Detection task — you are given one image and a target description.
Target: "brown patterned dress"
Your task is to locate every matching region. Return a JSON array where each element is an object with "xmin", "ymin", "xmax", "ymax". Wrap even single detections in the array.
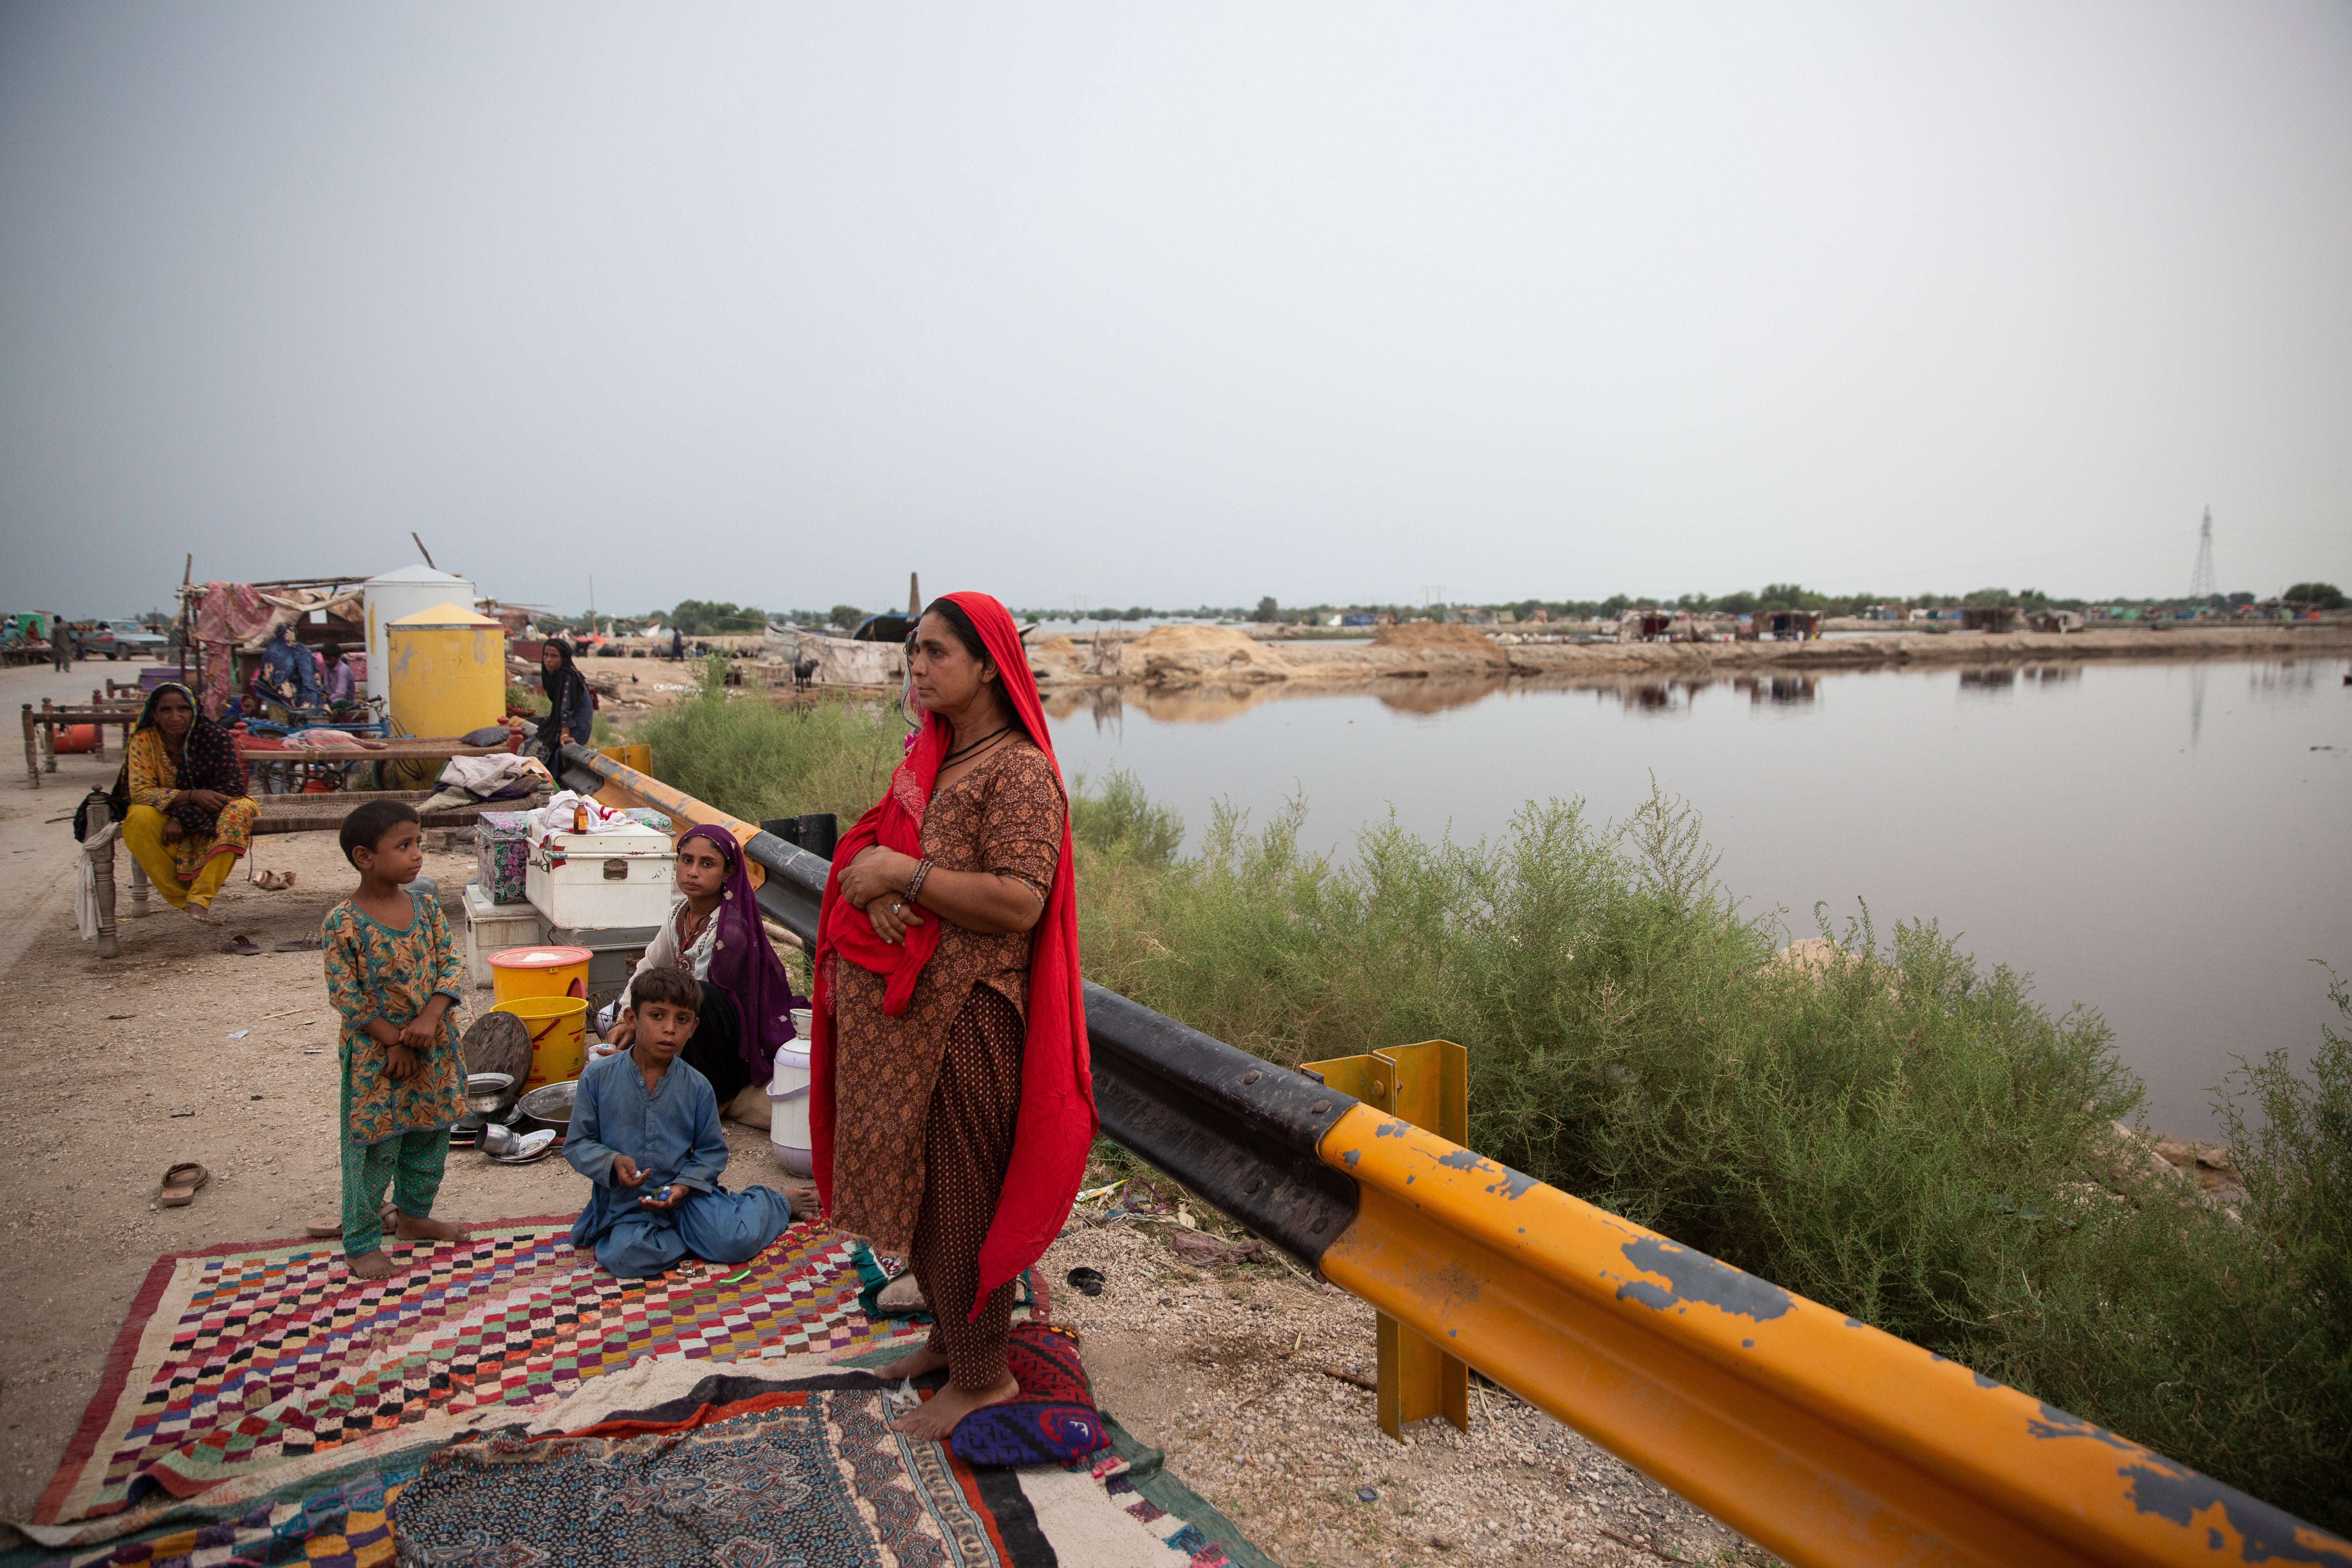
[{"xmin": 828, "ymin": 741, "xmax": 1065, "ymax": 1387}]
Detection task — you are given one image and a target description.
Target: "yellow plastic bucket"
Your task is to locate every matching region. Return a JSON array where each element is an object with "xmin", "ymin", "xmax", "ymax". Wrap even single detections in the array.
[
  {"xmin": 488, "ymin": 944, "xmax": 592, "ymax": 1005},
  {"xmin": 492, "ymin": 995, "xmax": 587, "ymax": 1091}
]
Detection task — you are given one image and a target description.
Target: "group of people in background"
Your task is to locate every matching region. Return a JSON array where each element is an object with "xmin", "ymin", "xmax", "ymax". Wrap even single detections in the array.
[{"xmin": 249, "ymin": 623, "xmax": 360, "ymax": 719}]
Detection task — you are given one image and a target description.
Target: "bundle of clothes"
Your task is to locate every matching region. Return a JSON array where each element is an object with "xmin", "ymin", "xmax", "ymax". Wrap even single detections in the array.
[{"xmin": 414, "ymin": 753, "xmax": 557, "ymax": 814}]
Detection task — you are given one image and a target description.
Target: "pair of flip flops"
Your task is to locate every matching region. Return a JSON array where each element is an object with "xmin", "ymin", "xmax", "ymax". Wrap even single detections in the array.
[{"xmin": 160, "ymin": 1163, "xmax": 209, "ymax": 1207}]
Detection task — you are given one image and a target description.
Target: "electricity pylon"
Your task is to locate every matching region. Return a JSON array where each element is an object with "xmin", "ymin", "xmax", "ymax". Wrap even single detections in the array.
[{"xmin": 2188, "ymin": 507, "xmax": 2218, "ymax": 600}]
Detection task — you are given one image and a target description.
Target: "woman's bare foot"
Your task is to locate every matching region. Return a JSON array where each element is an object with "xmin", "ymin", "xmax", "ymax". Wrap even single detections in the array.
[
  {"xmin": 183, "ymin": 902, "xmax": 224, "ymax": 926},
  {"xmin": 394, "ymin": 1214, "xmax": 472, "ymax": 1245},
  {"xmin": 890, "ymin": 1375, "xmax": 1021, "ymax": 1440},
  {"xmin": 869, "ymin": 1345, "xmax": 951, "ymax": 1382},
  {"xmin": 346, "ymin": 1250, "xmax": 397, "ymax": 1281}
]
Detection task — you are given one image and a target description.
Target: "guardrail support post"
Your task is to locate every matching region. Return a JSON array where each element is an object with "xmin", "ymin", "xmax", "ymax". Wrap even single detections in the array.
[{"xmin": 1302, "ymin": 1039, "xmax": 1470, "ymax": 1442}]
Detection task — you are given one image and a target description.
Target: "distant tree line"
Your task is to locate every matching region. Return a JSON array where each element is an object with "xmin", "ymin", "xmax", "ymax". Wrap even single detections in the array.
[{"xmin": 528, "ymin": 579, "xmax": 2346, "ymax": 639}]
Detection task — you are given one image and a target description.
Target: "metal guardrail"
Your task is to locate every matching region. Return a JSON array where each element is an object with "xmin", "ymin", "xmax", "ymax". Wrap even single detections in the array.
[{"xmin": 559, "ymin": 744, "xmax": 2352, "ymax": 1568}]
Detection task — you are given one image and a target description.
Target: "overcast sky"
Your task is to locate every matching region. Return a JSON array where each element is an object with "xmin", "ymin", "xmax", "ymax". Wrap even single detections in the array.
[{"xmin": 4, "ymin": 2, "xmax": 2346, "ymax": 617}]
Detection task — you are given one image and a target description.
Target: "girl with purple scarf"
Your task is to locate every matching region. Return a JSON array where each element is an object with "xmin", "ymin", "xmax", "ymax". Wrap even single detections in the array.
[{"xmin": 602, "ymin": 824, "xmax": 805, "ymax": 1114}]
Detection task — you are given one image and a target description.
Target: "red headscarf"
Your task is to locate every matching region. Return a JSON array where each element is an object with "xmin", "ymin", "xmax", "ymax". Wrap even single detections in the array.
[{"xmin": 809, "ymin": 591, "xmax": 1095, "ymax": 1318}]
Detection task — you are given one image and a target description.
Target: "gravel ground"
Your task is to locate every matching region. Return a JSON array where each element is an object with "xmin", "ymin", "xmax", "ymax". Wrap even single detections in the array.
[{"xmin": 1047, "ymin": 1214, "xmax": 1767, "ymax": 1567}]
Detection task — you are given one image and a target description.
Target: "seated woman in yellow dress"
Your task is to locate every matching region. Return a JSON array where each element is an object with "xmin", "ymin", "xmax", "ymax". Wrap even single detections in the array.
[{"xmin": 115, "ymin": 682, "xmax": 259, "ymax": 924}]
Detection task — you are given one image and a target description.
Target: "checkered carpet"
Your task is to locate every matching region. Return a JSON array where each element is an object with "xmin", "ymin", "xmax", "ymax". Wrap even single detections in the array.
[{"xmin": 30, "ymin": 1218, "xmax": 918, "ymax": 1529}]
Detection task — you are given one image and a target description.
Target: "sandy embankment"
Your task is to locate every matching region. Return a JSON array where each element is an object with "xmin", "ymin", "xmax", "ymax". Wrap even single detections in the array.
[{"xmin": 1027, "ymin": 621, "xmax": 2352, "ymax": 692}]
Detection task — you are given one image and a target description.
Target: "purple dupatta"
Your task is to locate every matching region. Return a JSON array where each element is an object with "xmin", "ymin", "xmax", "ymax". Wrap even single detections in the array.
[{"xmin": 681, "ymin": 823, "xmax": 803, "ymax": 1082}]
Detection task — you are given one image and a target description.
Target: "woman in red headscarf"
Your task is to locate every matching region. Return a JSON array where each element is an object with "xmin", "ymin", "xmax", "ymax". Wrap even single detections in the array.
[{"xmin": 811, "ymin": 592, "xmax": 1094, "ymax": 1439}]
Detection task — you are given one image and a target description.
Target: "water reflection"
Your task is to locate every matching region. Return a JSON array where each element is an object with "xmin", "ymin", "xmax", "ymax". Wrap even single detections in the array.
[
  {"xmin": 1041, "ymin": 656, "xmax": 2340, "ymax": 744},
  {"xmin": 1958, "ymin": 669, "xmax": 2018, "ymax": 698},
  {"xmin": 1042, "ymin": 655, "xmax": 2352, "ymax": 1141},
  {"xmin": 1375, "ymin": 677, "xmax": 1508, "ymax": 716},
  {"xmin": 1736, "ymin": 675, "xmax": 1819, "ymax": 707}
]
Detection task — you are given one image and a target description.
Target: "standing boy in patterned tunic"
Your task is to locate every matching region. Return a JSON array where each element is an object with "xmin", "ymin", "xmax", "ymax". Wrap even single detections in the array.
[{"xmin": 325, "ymin": 800, "xmax": 472, "ymax": 1281}]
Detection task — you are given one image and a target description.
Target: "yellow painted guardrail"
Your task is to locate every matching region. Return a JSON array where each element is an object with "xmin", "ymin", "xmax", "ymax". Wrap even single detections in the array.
[{"xmin": 1316, "ymin": 1105, "xmax": 2350, "ymax": 1568}]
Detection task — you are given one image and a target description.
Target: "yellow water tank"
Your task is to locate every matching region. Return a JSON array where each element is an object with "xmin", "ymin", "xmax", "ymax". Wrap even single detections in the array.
[{"xmin": 386, "ymin": 602, "xmax": 505, "ymax": 737}]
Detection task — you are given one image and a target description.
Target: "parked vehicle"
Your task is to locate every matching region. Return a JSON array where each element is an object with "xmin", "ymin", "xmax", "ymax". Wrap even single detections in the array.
[{"xmin": 79, "ymin": 619, "xmax": 169, "ymax": 660}]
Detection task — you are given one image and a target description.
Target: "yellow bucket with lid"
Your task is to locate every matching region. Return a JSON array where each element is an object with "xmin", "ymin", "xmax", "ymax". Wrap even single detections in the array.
[
  {"xmin": 491, "ymin": 996, "xmax": 587, "ymax": 1091},
  {"xmin": 488, "ymin": 944, "xmax": 592, "ymax": 1006}
]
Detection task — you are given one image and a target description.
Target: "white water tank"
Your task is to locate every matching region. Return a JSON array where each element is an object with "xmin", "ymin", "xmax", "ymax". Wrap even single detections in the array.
[{"xmin": 361, "ymin": 565, "xmax": 477, "ymax": 707}]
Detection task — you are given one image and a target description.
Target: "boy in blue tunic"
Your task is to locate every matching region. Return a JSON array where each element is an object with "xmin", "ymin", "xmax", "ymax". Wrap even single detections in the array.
[{"xmin": 565, "ymin": 967, "xmax": 794, "ymax": 1278}]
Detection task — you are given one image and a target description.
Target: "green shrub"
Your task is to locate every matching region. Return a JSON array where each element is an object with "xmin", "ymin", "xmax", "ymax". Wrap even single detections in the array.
[
  {"xmin": 628, "ymin": 658, "xmax": 902, "ymax": 827},
  {"xmin": 1074, "ymin": 782, "xmax": 2350, "ymax": 1529}
]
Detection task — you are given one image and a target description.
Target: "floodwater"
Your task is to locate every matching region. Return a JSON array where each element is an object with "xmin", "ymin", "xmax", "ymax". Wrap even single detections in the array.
[{"xmin": 1043, "ymin": 658, "xmax": 2352, "ymax": 1140}]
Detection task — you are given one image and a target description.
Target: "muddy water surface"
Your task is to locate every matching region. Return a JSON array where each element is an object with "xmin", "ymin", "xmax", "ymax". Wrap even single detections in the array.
[{"xmin": 1045, "ymin": 658, "xmax": 2352, "ymax": 1138}]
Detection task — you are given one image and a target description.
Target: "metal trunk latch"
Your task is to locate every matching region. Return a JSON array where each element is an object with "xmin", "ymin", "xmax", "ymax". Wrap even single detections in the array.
[{"xmin": 602, "ymin": 858, "xmax": 628, "ymax": 880}]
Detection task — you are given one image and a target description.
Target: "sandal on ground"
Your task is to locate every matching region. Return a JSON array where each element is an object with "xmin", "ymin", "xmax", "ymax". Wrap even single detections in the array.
[
  {"xmin": 160, "ymin": 1163, "xmax": 209, "ymax": 1207},
  {"xmin": 220, "ymin": 933, "xmax": 261, "ymax": 956}
]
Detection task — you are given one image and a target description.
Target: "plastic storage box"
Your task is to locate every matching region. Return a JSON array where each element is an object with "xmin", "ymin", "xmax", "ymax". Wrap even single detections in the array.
[{"xmin": 462, "ymin": 882, "xmax": 546, "ymax": 988}]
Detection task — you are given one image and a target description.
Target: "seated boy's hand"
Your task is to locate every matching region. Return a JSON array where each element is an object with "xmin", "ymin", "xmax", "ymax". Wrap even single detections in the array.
[
  {"xmin": 638, "ymin": 1183, "xmax": 687, "ymax": 1212},
  {"xmin": 611, "ymin": 1156, "xmax": 648, "ymax": 1188},
  {"xmin": 385, "ymin": 1044, "xmax": 419, "ymax": 1080}
]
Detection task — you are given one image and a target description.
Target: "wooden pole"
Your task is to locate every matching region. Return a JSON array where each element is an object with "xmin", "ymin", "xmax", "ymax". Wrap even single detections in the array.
[
  {"xmin": 412, "ymin": 532, "xmax": 437, "ymax": 570},
  {"xmin": 85, "ymin": 799, "xmax": 120, "ymax": 958},
  {"xmin": 20, "ymin": 704, "xmax": 37, "ymax": 789},
  {"xmin": 179, "ymin": 553, "xmax": 196, "ymax": 699}
]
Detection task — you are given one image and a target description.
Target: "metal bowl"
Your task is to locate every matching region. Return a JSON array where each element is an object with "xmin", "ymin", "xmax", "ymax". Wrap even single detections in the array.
[
  {"xmin": 465, "ymin": 1072, "xmax": 518, "ymax": 1116},
  {"xmin": 479, "ymin": 1122, "xmax": 523, "ymax": 1158},
  {"xmin": 515, "ymin": 1079, "xmax": 577, "ymax": 1126}
]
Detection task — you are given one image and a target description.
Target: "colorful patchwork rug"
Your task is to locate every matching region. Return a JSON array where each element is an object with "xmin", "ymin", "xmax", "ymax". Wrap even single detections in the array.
[
  {"xmin": 26, "ymin": 1218, "xmax": 921, "ymax": 1541},
  {"xmin": 24, "ymin": 1466, "xmax": 414, "ymax": 1568}
]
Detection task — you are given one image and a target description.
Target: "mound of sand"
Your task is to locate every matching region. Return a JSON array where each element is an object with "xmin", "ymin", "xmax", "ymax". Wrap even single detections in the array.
[
  {"xmin": 1373, "ymin": 621, "xmax": 1503, "ymax": 651},
  {"xmin": 1125, "ymin": 624, "xmax": 1292, "ymax": 684}
]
